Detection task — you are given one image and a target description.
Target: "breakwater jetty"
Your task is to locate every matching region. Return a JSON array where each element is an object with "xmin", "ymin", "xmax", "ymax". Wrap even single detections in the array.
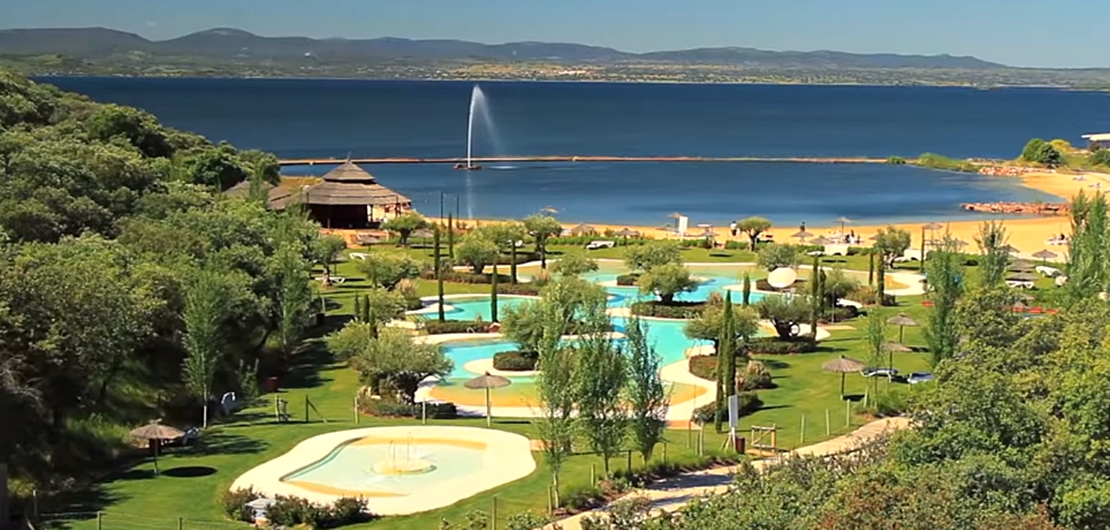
[
  {"xmin": 961, "ymin": 201, "xmax": 1068, "ymax": 215},
  {"xmin": 277, "ymin": 156, "xmax": 890, "ymax": 166}
]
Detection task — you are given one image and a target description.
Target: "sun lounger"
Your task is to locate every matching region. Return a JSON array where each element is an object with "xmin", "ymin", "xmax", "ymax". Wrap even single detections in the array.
[
  {"xmin": 1036, "ymin": 266, "xmax": 1061, "ymax": 277},
  {"xmin": 349, "ymin": 252, "xmax": 369, "ymax": 260}
]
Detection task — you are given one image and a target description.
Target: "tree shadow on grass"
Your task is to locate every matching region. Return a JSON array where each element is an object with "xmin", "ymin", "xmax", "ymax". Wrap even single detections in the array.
[
  {"xmin": 185, "ymin": 431, "xmax": 268, "ymax": 457},
  {"xmin": 760, "ymin": 359, "xmax": 792, "ymax": 370},
  {"xmin": 281, "ymin": 340, "xmax": 337, "ymax": 390}
]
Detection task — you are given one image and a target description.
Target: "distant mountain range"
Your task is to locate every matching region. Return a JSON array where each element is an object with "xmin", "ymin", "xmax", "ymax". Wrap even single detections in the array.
[{"xmin": 0, "ymin": 27, "xmax": 1008, "ymax": 69}]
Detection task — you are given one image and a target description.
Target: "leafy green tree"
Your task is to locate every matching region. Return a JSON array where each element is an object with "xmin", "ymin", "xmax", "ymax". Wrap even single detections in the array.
[
  {"xmin": 1090, "ymin": 149, "xmax": 1110, "ymax": 168},
  {"xmin": 573, "ymin": 309, "xmax": 628, "ymax": 475},
  {"xmin": 534, "ymin": 300, "xmax": 578, "ymax": 507},
  {"xmin": 480, "ymin": 221, "xmax": 528, "ymax": 283},
  {"xmin": 490, "ymin": 261, "xmax": 499, "ymax": 322},
  {"xmin": 1066, "ymin": 191, "xmax": 1108, "ymax": 300},
  {"xmin": 625, "ymin": 315, "xmax": 668, "ymax": 462},
  {"xmin": 356, "ymin": 287, "xmax": 406, "ymax": 333},
  {"xmin": 975, "ymin": 220, "xmax": 1010, "ymax": 287},
  {"xmin": 272, "ymin": 242, "xmax": 313, "ymax": 357},
  {"xmin": 757, "ymin": 243, "xmax": 798, "ymax": 272},
  {"xmin": 624, "ymin": 241, "xmax": 682, "ymax": 272},
  {"xmin": 736, "ymin": 216, "xmax": 773, "ymax": 252},
  {"xmin": 447, "ymin": 212, "xmax": 456, "ymax": 260},
  {"xmin": 311, "ymin": 234, "xmax": 347, "ymax": 276},
  {"xmin": 329, "ymin": 325, "xmax": 451, "ymax": 402},
  {"xmin": 382, "ymin": 211, "xmax": 429, "ymax": 247},
  {"xmin": 1021, "ymin": 138, "xmax": 1048, "ymax": 162},
  {"xmin": 924, "ymin": 236, "xmax": 964, "ymax": 367},
  {"xmin": 456, "ymin": 232, "xmax": 500, "ymax": 274},
  {"xmin": 86, "ymin": 104, "xmax": 172, "ymax": 158},
  {"xmin": 819, "ymin": 267, "xmax": 861, "ymax": 310},
  {"xmin": 874, "ymin": 226, "xmax": 912, "ymax": 266},
  {"xmin": 355, "ymin": 251, "xmax": 420, "ymax": 290},
  {"xmin": 639, "ymin": 262, "xmax": 698, "ymax": 304},
  {"xmin": 182, "ymin": 267, "xmax": 228, "ymax": 428},
  {"xmin": 551, "ymin": 254, "xmax": 599, "ymax": 276},
  {"xmin": 756, "ymin": 294, "xmax": 811, "ymax": 340},
  {"xmin": 503, "ymin": 276, "xmax": 608, "ymax": 355},
  {"xmin": 524, "ymin": 214, "xmax": 563, "ymax": 269}
]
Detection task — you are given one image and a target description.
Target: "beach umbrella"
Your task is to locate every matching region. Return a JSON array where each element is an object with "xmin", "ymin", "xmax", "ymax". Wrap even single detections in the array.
[
  {"xmin": 129, "ymin": 420, "xmax": 185, "ymax": 475},
  {"xmin": 412, "ymin": 228, "xmax": 434, "ymax": 247},
  {"xmin": 808, "ymin": 236, "xmax": 833, "ymax": 246},
  {"xmin": 886, "ymin": 314, "xmax": 918, "ymax": 344},
  {"xmin": 792, "ymin": 230, "xmax": 814, "ymax": 242},
  {"xmin": 836, "ymin": 217, "xmax": 853, "ymax": 232},
  {"xmin": 1002, "ymin": 245, "xmax": 1021, "ymax": 255},
  {"xmin": 464, "ymin": 372, "xmax": 512, "ymax": 427},
  {"xmin": 1007, "ymin": 272, "xmax": 1038, "ymax": 282},
  {"xmin": 882, "ymin": 341, "xmax": 913, "ymax": 373},
  {"xmin": 822, "ymin": 356, "xmax": 866, "ymax": 396},
  {"xmin": 923, "ymin": 222, "xmax": 944, "ymax": 231},
  {"xmin": 1032, "ymin": 249, "xmax": 1058, "ymax": 264},
  {"xmin": 570, "ymin": 224, "xmax": 596, "ymax": 236},
  {"xmin": 615, "ymin": 228, "xmax": 640, "ymax": 238},
  {"xmin": 356, "ymin": 235, "xmax": 383, "ymax": 246}
]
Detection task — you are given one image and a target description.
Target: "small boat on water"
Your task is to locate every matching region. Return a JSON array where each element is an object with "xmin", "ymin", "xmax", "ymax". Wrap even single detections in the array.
[{"xmin": 454, "ymin": 163, "xmax": 482, "ymax": 171}]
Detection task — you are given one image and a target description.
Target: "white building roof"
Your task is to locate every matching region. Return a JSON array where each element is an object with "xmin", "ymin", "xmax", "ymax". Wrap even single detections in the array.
[{"xmin": 1082, "ymin": 133, "xmax": 1110, "ymax": 142}]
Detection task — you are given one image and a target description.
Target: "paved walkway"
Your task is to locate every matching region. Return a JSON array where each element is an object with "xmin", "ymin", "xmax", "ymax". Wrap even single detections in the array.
[{"xmin": 543, "ymin": 417, "xmax": 910, "ymax": 530}]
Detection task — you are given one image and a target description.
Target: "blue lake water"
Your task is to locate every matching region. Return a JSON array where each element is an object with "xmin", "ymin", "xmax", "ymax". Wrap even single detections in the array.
[{"xmin": 41, "ymin": 77, "xmax": 1110, "ymax": 226}]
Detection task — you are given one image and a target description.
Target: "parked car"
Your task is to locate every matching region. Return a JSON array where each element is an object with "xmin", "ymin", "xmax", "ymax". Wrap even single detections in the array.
[
  {"xmin": 861, "ymin": 367, "xmax": 899, "ymax": 378},
  {"xmin": 585, "ymin": 240, "xmax": 615, "ymax": 250},
  {"xmin": 908, "ymin": 372, "xmax": 935, "ymax": 384}
]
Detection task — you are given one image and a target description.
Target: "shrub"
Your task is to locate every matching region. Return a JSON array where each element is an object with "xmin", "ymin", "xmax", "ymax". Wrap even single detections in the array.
[
  {"xmin": 748, "ymin": 337, "xmax": 818, "ymax": 354},
  {"xmin": 360, "ymin": 398, "xmax": 457, "ymax": 419},
  {"xmin": 630, "ymin": 301, "xmax": 707, "ymax": 319},
  {"xmin": 847, "ymin": 286, "xmax": 896, "ymax": 306},
  {"xmin": 692, "ymin": 392, "xmax": 762, "ymax": 423},
  {"xmin": 756, "ymin": 278, "xmax": 808, "ymax": 293},
  {"xmin": 222, "ymin": 488, "xmax": 260, "ymax": 522},
  {"xmin": 616, "ymin": 273, "xmax": 639, "ymax": 286},
  {"xmin": 688, "ymin": 357, "xmax": 774, "ymax": 390},
  {"xmin": 865, "ymin": 388, "xmax": 912, "ymax": 417},
  {"xmin": 887, "ymin": 156, "xmax": 907, "ymax": 164},
  {"xmin": 423, "ymin": 320, "xmax": 490, "ymax": 334},
  {"xmin": 822, "ymin": 306, "xmax": 860, "ymax": 322},
  {"xmin": 267, "ymin": 496, "xmax": 321, "ymax": 528},
  {"xmin": 493, "ymin": 351, "xmax": 537, "ymax": 371},
  {"xmin": 265, "ymin": 495, "xmax": 373, "ymax": 529},
  {"xmin": 326, "ymin": 497, "xmax": 374, "ymax": 528},
  {"xmin": 421, "ymin": 270, "xmax": 511, "ymax": 284},
  {"xmin": 497, "ymin": 283, "xmax": 542, "ymax": 296},
  {"xmin": 688, "ymin": 355, "xmax": 717, "ymax": 381}
]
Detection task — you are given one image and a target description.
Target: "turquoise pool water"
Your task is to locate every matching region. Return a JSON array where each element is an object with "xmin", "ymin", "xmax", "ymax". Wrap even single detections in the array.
[
  {"xmin": 441, "ymin": 274, "xmax": 768, "ymax": 379},
  {"xmin": 283, "ymin": 437, "xmax": 486, "ymax": 495}
]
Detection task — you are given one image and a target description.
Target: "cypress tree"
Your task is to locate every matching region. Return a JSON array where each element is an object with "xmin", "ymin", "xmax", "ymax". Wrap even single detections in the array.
[
  {"xmin": 353, "ymin": 295, "xmax": 362, "ymax": 322},
  {"xmin": 490, "ymin": 261, "xmax": 499, "ymax": 322},
  {"xmin": 715, "ymin": 290, "xmax": 737, "ymax": 433},
  {"xmin": 435, "ymin": 226, "xmax": 445, "ymax": 322},
  {"xmin": 510, "ymin": 241, "xmax": 518, "ymax": 284},
  {"xmin": 868, "ymin": 251, "xmax": 875, "ymax": 286},
  {"xmin": 876, "ymin": 261, "xmax": 886, "ymax": 307},
  {"xmin": 810, "ymin": 257, "xmax": 822, "ymax": 339},
  {"xmin": 362, "ymin": 294, "xmax": 372, "ymax": 330},
  {"xmin": 741, "ymin": 273, "xmax": 752, "ymax": 306},
  {"xmin": 447, "ymin": 213, "xmax": 455, "ymax": 260}
]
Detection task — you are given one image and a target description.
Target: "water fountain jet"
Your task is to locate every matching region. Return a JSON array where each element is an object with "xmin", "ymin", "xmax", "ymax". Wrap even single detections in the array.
[
  {"xmin": 371, "ymin": 436, "xmax": 435, "ymax": 475},
  {"xmin": 455, "ymin": 85, "xmax": 487, "ymax": 171}
]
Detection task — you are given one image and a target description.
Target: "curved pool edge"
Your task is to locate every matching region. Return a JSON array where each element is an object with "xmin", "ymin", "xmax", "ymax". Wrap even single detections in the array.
[{"xmin": 229, "ymin": 426, "xmax": 537, "ymax": 516}]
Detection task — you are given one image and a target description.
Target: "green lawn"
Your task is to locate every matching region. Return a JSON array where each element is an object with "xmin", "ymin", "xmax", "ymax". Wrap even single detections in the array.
[{"xmin": 44, "ymin": 245, "xmax": 964, "ymax": 530}]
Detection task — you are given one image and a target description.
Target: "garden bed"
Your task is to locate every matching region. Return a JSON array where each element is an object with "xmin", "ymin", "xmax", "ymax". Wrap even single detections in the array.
[
  {"xmin": 749, "ymin": 337, "xmax": 818, "ymax": 354},
  {"xmin": 422, "ymin": 320, "xmax": 491, "ymax": 334}
]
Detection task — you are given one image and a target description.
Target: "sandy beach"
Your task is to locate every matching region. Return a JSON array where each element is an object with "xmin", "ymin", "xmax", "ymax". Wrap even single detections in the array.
[{"xmin": 434, "ymin": 170, "xmax": 1110, "ymax": 259}]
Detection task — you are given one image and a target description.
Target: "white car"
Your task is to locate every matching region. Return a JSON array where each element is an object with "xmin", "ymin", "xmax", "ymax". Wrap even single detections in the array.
[{"xmin": 586, "ymin": 240, "xmax": 615, "ymax": 250}]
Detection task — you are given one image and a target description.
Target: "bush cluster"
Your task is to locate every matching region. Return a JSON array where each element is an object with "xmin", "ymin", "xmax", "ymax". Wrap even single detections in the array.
[
  {"xmin": 847, "ymin": 286, "xmax": 896, "ymax": 307},
  {"xmin": 822, "ymin": 306, "xmax": 860, "ymax": 322},
  {"xmin": 492, "ymin": 351, "xmax": 538, "ymax": 371},
  {"xmin": 422, "ymin": 320, "xmax": 490, "ymax": 334},
  {"xmin": 496, "ymin": 283, "xmax": 542, "ymax": 296},
  {"xmin": 692, "ymin": 392, "xmax": 762, "ymax": 423},
  {"xmin": 615, "ymin": 273, "xmax": 640, "ymax": 286},
  {"xmin": 421, "ymin": 270, "xmax": 511, "ymax": 284},
  {"xmin": 688, "ymin": 357, "xmax": 774, "ymax": 390},
  {"xmin": 360, "ymin": 398, "xmax": 457, "ymax": 419},
  {"xmin": 630, "ymin": 301, "xmax": 707, "ymax": 319},
  {"xmin": 223, "ymin": 490, "xmax": 374, "ymax": 528},
  {"xmin": 748, "ymin": 337, "xmax": 818, "ymax": 354}
]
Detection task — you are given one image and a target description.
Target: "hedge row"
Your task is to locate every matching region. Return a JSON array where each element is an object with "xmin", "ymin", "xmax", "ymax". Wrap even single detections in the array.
[
  {"xmin": 492, "ymin": 351, "xmax": 538, "ymax": 371},
  {"xmin": 422, "ymin": 320, "xmax": 490, "ymax": 334},
  {"xmin": 749, "ymin": 337, "xmax": 819, "ymax": 354},
  {"xmin": 224, "ymin": 490, "xmax": 373, "ymax": 528},
  {"xmin": 616, "ymin": 273, "xmax": 640, "ymax": 286},
  {"xmin": 630, "ymin": 301, "xmax": 708, "ymax": 319},
  {"xmin": 360, "ymin": 399, "xmax": 457, "ymax": 419},
  {"xmin": 692, "ymin": 392, "xmax": 762, "ymax": 423}
]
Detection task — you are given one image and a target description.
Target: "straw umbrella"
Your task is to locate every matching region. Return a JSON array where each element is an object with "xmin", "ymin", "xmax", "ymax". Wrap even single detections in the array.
[
  {"xmin": 464, "ymin": 372, "xmax": 512, "ymax": 427},
  {"xmin": 1003, "ymin": 245, "xmax": 1021, "ymax": 255},
  {"xmin": 822, "ymin": 356, "xmax": 866, "ymax": 396},
  {"xmin": 882, "ymin": 341, "xmax": 913, "ymax": 373},
  {"xmin": 570, "ymin": 224, "xmax": 596, "ymax": 237},
  {"xmin": 808, "ymin": 236, "xmax": 833, "ymax": 247},
  {"xmin": 792, "ymin": 230, "xmax": 814, "ymax": 243},
  {"xmin": 836, "ymin": 217, "xmax": 853, "ymax": 233},
  {"xmin": 1032, "ymin": 249, "xmax": 1058, "ymax": 265},
  {"xmin": 886, "ymin": 314, "xmax": 918, "ymax": 344},
  {"xmin": 412, "ymin": 228, "xmax": 435, "ymax": 247},
  {"xmin": 1007, "ymin": 272, "xmax": 1038, "ymax": 282},
  {"xmin": 615, "ymin": 228, "xmax": 640, "ymax": 246},
  {"xmin": 130, "ymin": 420, "xmax": 185, "ymax": 475}
]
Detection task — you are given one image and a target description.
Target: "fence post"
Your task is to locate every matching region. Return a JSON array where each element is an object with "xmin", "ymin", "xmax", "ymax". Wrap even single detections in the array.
[
  {"xmin": 662, "ymin": 442, "xmax": 668, "ymax": 464},
  {"xmin": 305, "ymin": 395, "xmax": 310, "ymax": 423},
  {"xmin": 96, "ymin": 511, "xmax": 103, "ymax": 530},
  {"xmin": 845, "ymin": 400, "xmax": 851, "ymax": 428},
  {"xmin": 626, "ymin": 450, "xmax": 632, "ymax": 473},
  {"xmin": 178, "ymin": 516, "xmax": 184, "ymax": 530},
  {"xmin": 354, "ymin": 395, "xmax": 359, "ymax": 424},
  {"xmin": 825, "ymin": 408, "xmax": 831, "ymax": 436},
  {"xmin": 800, "ymin": 414, "xmax": 806, "ymax": 445},
  {"xmin": 492, "ymin": 495, "xmax": 498, "ymax": 529}
]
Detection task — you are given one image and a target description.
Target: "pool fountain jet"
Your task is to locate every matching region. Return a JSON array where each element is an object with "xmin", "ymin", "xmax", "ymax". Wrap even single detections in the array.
[
  {"xmin": 455, "ymin": 85, "xmax": 487, "ymax": 171},
  {"xmin": 371, "ymin": 435, "xmax": 435, "ymax": 475}
]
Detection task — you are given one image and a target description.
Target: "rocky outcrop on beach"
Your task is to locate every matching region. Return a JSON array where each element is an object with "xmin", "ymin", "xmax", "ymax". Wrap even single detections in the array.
[
  {"xmin": 978, "ymin": 165, "xmax": 1042, "ymax": 176},
  {"xmin": 961, "ymin": 202, "xmax": 1068, "ymax": 215}
]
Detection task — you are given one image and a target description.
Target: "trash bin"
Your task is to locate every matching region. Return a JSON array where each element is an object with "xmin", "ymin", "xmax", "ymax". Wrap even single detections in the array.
[
  {"xmin": 265, "ymin": 376, "xmax": 279, "ymax": 394},
  {"xmin": 735, "ymin": 436, "xmax": 746, "ymax": 454}
]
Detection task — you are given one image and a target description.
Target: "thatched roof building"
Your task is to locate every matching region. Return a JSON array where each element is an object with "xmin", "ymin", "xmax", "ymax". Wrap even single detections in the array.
[{"xmin": 225, "ymin": 161, "xmax": 413, "ymax": 229}]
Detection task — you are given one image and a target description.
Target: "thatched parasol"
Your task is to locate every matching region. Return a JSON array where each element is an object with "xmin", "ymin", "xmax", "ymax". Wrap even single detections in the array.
[
  {"xmin": 822, "ymin": 356, "xmax": 866, "ymax": 395},
  {"xmin": 464, "ymin": 372, "xmax": 512, "ymax": 427},
  {"xmin": 130, "ymin": 420, "xmax": 185, "ymax": 475},
  {"xmin": 570, "ymin": 224, "xmax": 597, "ymax": 236},
  {"xmin": 615, "ymin": 228, "xmax": 640, "ymax": 238},
  {"xmin": 923, "ymin": 222, "xmax": 944, "ymax": 231},
  {"xmin": 808, "ymin": 236, "xmax": 833, "ymax": 247},
  {"xmin": 1002, "ymin": 245, "xmax": 1021, "ymax": 255},
  {"xmin": 886, "ymin": 314, "xmax": 919, "ymax": 344},
  {"xmin": 356, "ymin": 235, "xmax": 383, "ymax": 246},
  {"xmin": 1007, "ymin": 272, "xmax": 1038, "ymax": 282},
  {"xmin": 836, "ymin": 217, "xmax": 853, "ymax": 232},
  {"xmin": 792, "ymin": 230, "xmax": 814, "ymax": 242},
  {"xmin": 1008, "ymin": 259, "xmax": 1036, "ymax": 271},
  {"xmin": 882, "ymin": 341, "xmax": 913, "ymax": 373},
  {"xmin": 1032, "ymin": 249, "xmax": 1058, "ymax": 263}
]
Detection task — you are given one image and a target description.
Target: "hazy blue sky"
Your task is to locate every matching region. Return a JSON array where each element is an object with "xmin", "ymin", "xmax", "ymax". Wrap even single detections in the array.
[{"xmin": 2, "ymin": 0, "xmax": 1106, "ymax": 68}]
